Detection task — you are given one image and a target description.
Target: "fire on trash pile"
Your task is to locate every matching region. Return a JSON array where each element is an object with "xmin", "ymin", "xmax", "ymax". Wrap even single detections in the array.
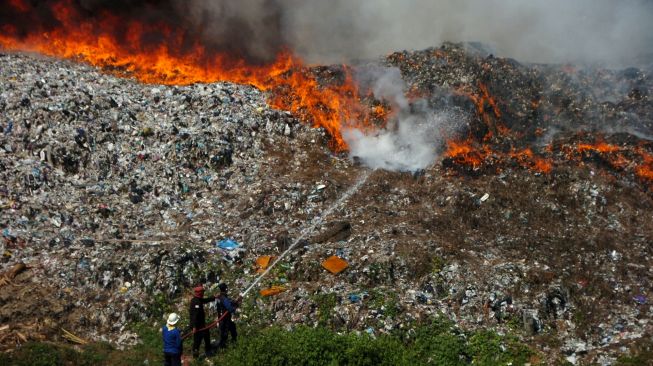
[
  {"xmin": 0, "ymin": 3, "xmax": 652, "ymax": 364},
  {"xmin": 1, "ymin": 44, "xmax": 652, "ymax": 363}
]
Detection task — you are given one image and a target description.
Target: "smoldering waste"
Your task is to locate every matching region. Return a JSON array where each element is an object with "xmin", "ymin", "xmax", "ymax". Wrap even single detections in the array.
[{"xmin": 0, "ymin": 43, "xmax": 652, "ymax": 364}]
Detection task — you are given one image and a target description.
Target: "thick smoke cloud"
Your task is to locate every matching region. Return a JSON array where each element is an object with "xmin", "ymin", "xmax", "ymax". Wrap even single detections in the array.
[
  {"xmin": 9, "ymin": 1, "xmax": 651, "ymax": 65},
  {"xmin": 3, "ymin": 0, "xmax": 287, "ymax": 63},
  {"xmin": 6, "ymin": 0, "xmax": 651, "ymax": 171},
  {"xmin": 286, "ymin": 0, "xmax": 653, "ymax": 67}
]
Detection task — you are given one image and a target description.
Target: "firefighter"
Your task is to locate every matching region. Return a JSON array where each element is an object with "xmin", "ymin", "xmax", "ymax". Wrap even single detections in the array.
[
  {"xmin": 189, "ymin": 284, "xmax": 215, "ymax": 358},
  {"xmin": 162, "ymin": 313, "xmax": 182, "ymax": 366},
  {"xmin": 216, "ymin": 283, "xmax": 241, "ymax": 349}
]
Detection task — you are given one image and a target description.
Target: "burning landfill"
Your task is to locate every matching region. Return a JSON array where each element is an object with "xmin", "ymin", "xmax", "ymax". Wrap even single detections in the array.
[{"xmin": 0, "ymin": 0, "xmax": 652, "ymax": 365}]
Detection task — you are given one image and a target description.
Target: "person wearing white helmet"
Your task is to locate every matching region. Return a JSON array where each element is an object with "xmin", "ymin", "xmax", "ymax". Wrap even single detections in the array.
[{"xmin": 162, "ymin": 312, "xmax": 183, "ymax": 366}]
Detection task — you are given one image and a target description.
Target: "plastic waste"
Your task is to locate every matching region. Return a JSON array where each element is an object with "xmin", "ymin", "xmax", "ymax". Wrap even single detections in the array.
[
  {"xmin": 322, "ymin": 255, "xmax": 349, "ymax": 275},
  {"xmin": 217, "ymin": 239, "xmax": 239, "ymax": 250},
  {"xmin": 260, "ymin": 285, "xmax": 286, "ymax": 297}
]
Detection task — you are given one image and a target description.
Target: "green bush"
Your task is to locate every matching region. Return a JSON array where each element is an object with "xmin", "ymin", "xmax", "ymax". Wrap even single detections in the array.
[
  {"xmin": 410, "ymin": 321, "xmax": 466, "ymax": 365},
  {"xmin": 4, "ymin": 342, "xmax": 77, "ymax": 366},
  {"xmin": 216, "ymin": 320, "xmax": 534, "ymax": 366},
  {"xmin": 468, "ymin": 331, "xmax": 533, "ymax": 366},
  {"xmin": 4, "ymin": 318, "xmax": 538, "ymax": 366}
]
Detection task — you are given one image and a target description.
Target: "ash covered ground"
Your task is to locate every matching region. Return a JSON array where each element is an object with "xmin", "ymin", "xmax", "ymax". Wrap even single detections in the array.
[{"xmin": 1, "ymin": 44, "xmax": 652, "ymax": 364}]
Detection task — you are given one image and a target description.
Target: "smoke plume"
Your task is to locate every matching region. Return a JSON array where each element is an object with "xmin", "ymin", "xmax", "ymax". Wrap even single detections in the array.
[
  {"xmin": 286, "ymin": 0, "xmax": 653, "ymax": 67},
  {"xmin": 6, "ymin": 1, "xmax": 651, "ymax": 66},
  {"xmin": 344, "ymin": 66, "xmax": 465, "ymax": 171},
  {"xmin": 4, "ymin": 0, "xmax": 651, "ymax": 171},
  {"xmin": 2, "ymin": 0, "xmax": 287, "ymax": 63}
]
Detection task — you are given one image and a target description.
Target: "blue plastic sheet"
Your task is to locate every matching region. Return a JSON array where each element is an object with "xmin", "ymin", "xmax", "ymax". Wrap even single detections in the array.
[
  {"xmin": 217, "ymin": 238, "xmax": 239, "ymax": 250},
  {"xmin": 348, "ymin": 294, "xmax": 361, "ymax": 303}
]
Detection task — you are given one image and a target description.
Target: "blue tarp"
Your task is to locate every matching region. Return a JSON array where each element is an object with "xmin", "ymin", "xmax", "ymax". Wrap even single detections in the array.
[{"xmin": 217, "ymin": 238, "xmax": 239, "ymax": 250}]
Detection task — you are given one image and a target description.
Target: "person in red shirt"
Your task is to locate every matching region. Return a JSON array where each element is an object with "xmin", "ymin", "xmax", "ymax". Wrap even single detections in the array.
[{"xmin": 189, "ymin": 284, "xmax": 215, "ymax": 358}]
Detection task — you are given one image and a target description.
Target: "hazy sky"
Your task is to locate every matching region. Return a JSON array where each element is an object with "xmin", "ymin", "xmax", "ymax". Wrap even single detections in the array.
[
  {"xmin": 284, "ymin": 0, "xmax": 653, "ymax": 66},
  {"xmin": 15, "ymin": 1, "xmax": 653, "ymax": 66}
]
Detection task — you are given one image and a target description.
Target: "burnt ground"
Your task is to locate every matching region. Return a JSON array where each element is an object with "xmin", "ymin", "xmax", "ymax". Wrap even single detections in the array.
[{"xmin": 0, "ymin": 43, "xmax": 652, "ymax": 364}]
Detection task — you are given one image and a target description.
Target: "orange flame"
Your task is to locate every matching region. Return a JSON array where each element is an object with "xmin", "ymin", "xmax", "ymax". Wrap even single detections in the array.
[
  {"xmin": 454, "ymin": 82, "xmax": 508, "ymax": 142},
  {"xmin": 635, "ymin": 147, "xmax": 653, "ymax": 181},
  {"xmin": 576, "ymin": 142, "xmax": 620, "ymax": 154},
  {"xmin": 561, "ymin": 140, "xmax": 653, "ymax": 184},
  {"xmin": 0, "ymin": 0, "xmax": 376, "ymax": 151},
  {"xmin": 446, "ymin": 140, "xmax": 489, "ymax": 170},
  {"xmin": 446, "ymin": 139, "xmax": 552, "ymax": 174},
  {"xmin": 508, "ymin": 148, "xmax": 553, "ymax": 174}
]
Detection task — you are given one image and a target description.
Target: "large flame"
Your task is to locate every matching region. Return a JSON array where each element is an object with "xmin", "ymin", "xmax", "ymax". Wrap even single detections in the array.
[
  {"xmin": 1, "ymin": 1, "xmax": 651, "ymax": 185},
  {"xmin": 0, "ymin": 0, "xmax": 377, "ymax": 151},
  {"xmin": 446, "ymin": 82, "xmax": 651, "ymax": 185}
]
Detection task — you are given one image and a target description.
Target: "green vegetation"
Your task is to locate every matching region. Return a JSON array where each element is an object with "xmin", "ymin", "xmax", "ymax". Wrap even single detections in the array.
[
  {"xmin": 312, "ymin": 292, "xmax": 339, "ymax": 327},
  {"xmin": 0, "ymin": 325, "xmax": 163, "ymax": 366},
  {"xmin": 215, "ymin": 319, "xmax": 535, "ymax": 366},
  {"xmin": 616, "ymin": 343, "xmax": 653, "ymax": 366},
  {"xmin": 468, "ymin": 331, "xmax": 533, "ymax": 365},
  {"xmin": 368, "ymin": 290, "xmax": 401, "ymax": 319},
  {"xmin": 2, "ymin": 317, "xmax": 537, "ymax": 366},
  {"xmin": 431, "ymin": 255, "xmax": 446, "ymax": 274}
]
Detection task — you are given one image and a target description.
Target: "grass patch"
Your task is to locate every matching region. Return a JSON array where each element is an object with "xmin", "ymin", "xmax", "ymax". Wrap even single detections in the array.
[
  {"xmin": 214, "ymin": 317, "xmax": 536, "ymax": 366},
  {"xmin": 2, "ymin": 324, "xmax": 163, "ymax": 366},
  {"xmin": 312, "ymin": 292, "xmax": 339, "ymax": 328},
  {"xmin": 3, "ymin": 317, "xmax": 538, "ymax": 365},
  {"xmin": 616, "ymin": 338, "xmax": 653, "ymax": 366}
]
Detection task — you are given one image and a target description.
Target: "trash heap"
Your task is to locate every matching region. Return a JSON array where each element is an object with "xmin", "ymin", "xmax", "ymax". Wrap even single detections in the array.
[{"xmin": 1, "ymin": 44, "xmax": 652, "ymax": 364}]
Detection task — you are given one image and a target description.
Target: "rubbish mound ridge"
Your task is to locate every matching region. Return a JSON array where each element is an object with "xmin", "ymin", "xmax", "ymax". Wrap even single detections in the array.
[{"xmin": 1, "ymin": 45, "xmax": 652, "ymax": 365}]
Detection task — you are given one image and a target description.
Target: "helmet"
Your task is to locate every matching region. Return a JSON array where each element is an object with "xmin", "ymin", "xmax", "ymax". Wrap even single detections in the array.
[{"xmin": 167, "ymin": 313, "xmax": 180, "ymax": 326}]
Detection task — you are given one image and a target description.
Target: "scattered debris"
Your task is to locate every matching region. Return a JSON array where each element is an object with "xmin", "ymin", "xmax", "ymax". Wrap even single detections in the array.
[
  {"xmin": 255, "ymin": 256, "xmax": 275, "ymax": 273},
  {"xmin": 321, "ymin": 256, "xmax": 349, "ymax": 275},
  {"xmin": 0, "ymin": 262, "xmax": 27, "ymax": 287},
  {"xmin": 62, "ymin": 328, "xmax": 88, "ymax": 345},
  {"xmin": 260, "ymin": 286, "xmax": 286, "ymax": 297},
  {"xmin": 0, "ymin": 43, "xmax": 651, "ymax": 364}
]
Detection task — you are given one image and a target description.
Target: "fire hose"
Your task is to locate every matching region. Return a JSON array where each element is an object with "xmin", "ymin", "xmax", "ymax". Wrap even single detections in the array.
[
  {"xmin": 181, "ymin": 311, "xmax": 230, "ymax": 340},
  {"xmin": 180, "ymin": 172, "xmax": 370, "ymax": 341}
]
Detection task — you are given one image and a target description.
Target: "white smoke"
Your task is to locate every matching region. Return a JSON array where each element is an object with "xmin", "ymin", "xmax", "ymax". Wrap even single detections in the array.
[
  {"xmin": 282, "ymin": 0, "xmax": 653, "ymax": 170},
  {"xmin": 286, "ymin": 0, "xmax": 653, "ymax": 67},
  {"xmin": 343, "ymin": 66, "xmax": 464, "ymax": 171},
  {"xmin": 344, "ymin": 110, "xmax": 457, "ymax": 171},
  {"xmin": 160, "ymin": 0, "xmax": 653, "ymax": 170},
  {"xmin": 154, "ymin": 0, "xmax": 653, "ymax": 67}
]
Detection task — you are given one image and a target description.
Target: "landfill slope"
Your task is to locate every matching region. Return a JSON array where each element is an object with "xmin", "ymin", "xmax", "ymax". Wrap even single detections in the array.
[{"xmin": 1, "ymin": 45, "xmax": 652, "ymax": 364}]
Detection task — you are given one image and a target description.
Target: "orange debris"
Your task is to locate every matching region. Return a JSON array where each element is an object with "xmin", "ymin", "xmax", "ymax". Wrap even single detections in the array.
[
  {"xmin": 322, "ymin": 256, "xmax": 349, "ymax": 275},
  {"xmin": 255, "ymin": 256, "xmax": 275, "ymax": 273},
  {"xmin": 260, "ymin": 285, "xmax": 286, "ymax": 297}
]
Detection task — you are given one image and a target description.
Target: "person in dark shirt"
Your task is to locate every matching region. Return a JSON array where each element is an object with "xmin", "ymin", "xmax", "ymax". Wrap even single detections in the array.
[
  {"xmin": 189, "ymin": 284, "xmax": 215, "ymax": 358},
  {"xmin": 162, "ymin": 313, "xmax": 182, "ymax": 366},
  {"xmin": 216, "ymin": 283, "xmax": 241, "ymax": 349}
]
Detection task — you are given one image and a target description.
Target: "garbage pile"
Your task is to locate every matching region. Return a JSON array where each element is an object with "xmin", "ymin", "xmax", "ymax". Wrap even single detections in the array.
[
  {"xmin": 1, "ymin": 43, "xmax": 652, "ymax": 364},
  {"xmin": 0, "ymin": 51, "xmax": 324, "ymax": 348}
]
